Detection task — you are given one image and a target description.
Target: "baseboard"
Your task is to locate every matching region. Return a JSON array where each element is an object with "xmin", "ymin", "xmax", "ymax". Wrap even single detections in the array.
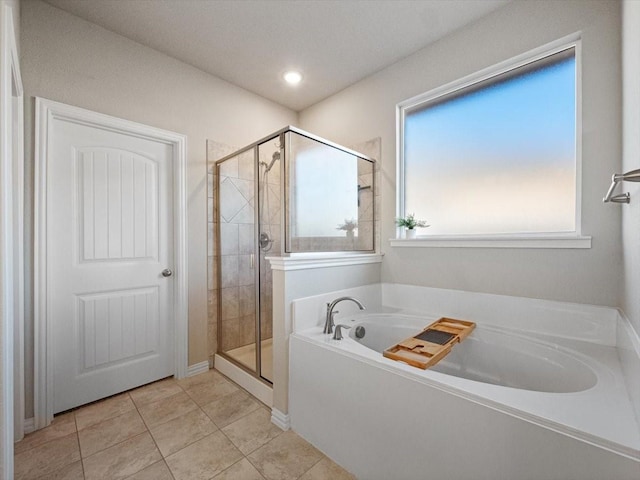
[
  {"xmin": 23, "ymin": 417, "xmax": 35, "ymax": 434},
  {"xmin": 187, "ymin": 361, "xmax": 210, "ymax": 377},
  {"xmin": 271, "ymin": 408, "xmax": 290, "ymax": 431}
]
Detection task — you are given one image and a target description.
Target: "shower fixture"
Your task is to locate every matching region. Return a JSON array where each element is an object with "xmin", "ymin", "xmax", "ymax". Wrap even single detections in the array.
[
  {"xmin": 358, "ymin": 184, "xmax": 371, "ymax": 207},
  {"xmin": 259, "ymin": 232, "xmax": 274, "ymax": 252},
  {"xmin": 260, "ymin": 151, "xmax": 280, "ymax": 173},
  {"xmin": 259, "ymin": 146, "xmax": 280, "ymax": 252}
]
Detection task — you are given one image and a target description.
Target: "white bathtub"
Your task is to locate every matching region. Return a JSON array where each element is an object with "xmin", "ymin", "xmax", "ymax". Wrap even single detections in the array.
[
  {"xmin": 349, "ymin": 315, "xmax": 597, "ymax": 393},
  {"xmin": 289, "ymin": 309, "xmax": 640, "ymax": 479}
]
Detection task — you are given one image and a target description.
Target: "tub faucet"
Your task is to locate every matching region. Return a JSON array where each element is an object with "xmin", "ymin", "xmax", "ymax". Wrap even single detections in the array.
[{"xmin": 324, "ymin": 297, "xmax": 366, "ymax": 334}]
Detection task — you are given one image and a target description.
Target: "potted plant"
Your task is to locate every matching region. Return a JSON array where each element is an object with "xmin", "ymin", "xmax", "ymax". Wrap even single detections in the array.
[
  {"xmin": 337, "ymin": 219, "xmax": 358, "ymax": 240},
  {"xmin": 396, "ymin": 214, "xmax": 429, "ymax": 239}
]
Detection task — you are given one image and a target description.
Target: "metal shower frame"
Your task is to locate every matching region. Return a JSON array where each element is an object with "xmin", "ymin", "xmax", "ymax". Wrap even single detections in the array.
[{"xmin": 214, "ymin": 125, "xmax": 376, "ymax": 384}]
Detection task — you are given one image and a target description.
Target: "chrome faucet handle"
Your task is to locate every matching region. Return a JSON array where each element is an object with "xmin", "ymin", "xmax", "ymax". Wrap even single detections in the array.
[
  {"xmin": 324, "ymin": 302, "xmax": 340, "ymax": 334},
  {"xmin": 327, "ymin": 310, "xmax": 339, "ymax": 333},
  {"xmin": 323, "ymin": 303, "xmax": 331, "ymax": 334},
  {"xmin": 332, "ymin": 324, "xmax": 351, "ymax": 340}
]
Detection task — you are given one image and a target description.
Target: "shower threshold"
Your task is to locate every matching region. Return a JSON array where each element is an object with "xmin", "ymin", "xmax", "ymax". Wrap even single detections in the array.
[
  {"xmin": 214, "ymin": 352, "xmax": 273, "ymax": 406},
  {"xmin": 225, "ymin": 338, "xmax": 273, "ymax": 382}
]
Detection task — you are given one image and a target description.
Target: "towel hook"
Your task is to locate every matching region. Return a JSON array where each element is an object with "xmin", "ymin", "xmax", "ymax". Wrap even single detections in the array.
[{"xmin": 603, "ymin": 169, "xmax": 640, "ymax": 204}]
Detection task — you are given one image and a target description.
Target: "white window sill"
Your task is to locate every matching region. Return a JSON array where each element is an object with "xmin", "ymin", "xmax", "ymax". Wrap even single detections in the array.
[
  {"xmin": 266, "ymin": 252, "xmax": 384, "ymax": 271},
  {"xmin": 389, "ymin": 235, "xmax": 592, "ymax": 249}
]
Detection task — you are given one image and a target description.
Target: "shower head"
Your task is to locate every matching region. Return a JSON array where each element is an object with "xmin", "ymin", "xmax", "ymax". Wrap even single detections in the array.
[{"xmin": 261, "ymin": 151, "xmax": 280, "ymax": 172}]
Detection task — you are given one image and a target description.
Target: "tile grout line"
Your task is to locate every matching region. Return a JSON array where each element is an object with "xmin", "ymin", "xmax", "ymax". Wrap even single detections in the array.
[
  {"xmin": 243, "ymin": 450, "xmax": 266, "ymax": 478},
  {"xmin": 81, "ymin": 393, "xmax": 154, "ymax": 480},
  {"xmin": 145, "ymin": 374, "xmax": 259, "ymax": 479},
  {"xmin": 77, "ymin": 387, "xmax": 175, "ymax": 478},
  {"xmin": 16, "ymin": 376, "xmax": 183, "ymax": 478},
  {"xmin": 129, "ymin": 374, "xmax": 257, "ymax": 476},
  {"xmin": 75, "ymin": 411, "xmax": 87, "ymax": 480},
  {"xmin": 17, "ymin": 415, "xmax": 84, "ymax": 479},
  {"xmin": 204, "ymin": 368, "xmax": 288, "ymax": 478},
  {"xmin": 203, "ymin": 395, "xmax": 263, "ymax": 430},
  {"xmin": 186, "ymin": 374, "xmax": 279, "ymax": 478},
  {"xmin": 79, "ymin": 376, "xmax": 241, "ymax": 478},
  {"xmin": 77, "ymin": 402, "xmax": 140, "ymax": 458},
  {"xmin": 116, "ymin": 386, "xmax": 176, "ymax": 480},
  {"xmin": 159, "ymin": 410, "xmax": 219, "ymax": 462},
  {"xmin": 206, "ymin": 457, "xmax": 241, "ymax": 480},
  {"xmin": 297, "ymin": 455, "xmax": 325, "ymax": 480},
  {"xmin": 160, "ymin": 458, "xmax": 176, "ymax": 480},
  {"xmin": 115, "ymin": 380, "xmax": 208, "ymax": 480},
  {"xmin": 242, "ymin": 427, "xmax": 333, "ymax": 480},
  {"xmin": 77, "ymin": 403, "xmax": 139, "ymax": 455},
  {"xmin": 216, "ymin": 404, "xmax": 283, "ymax": 456},
  {"xmin": 12, "ymin": 418, "xmax": 76, "ymax": 456},
  {"xmin": 131, "ymin": 383, "xmax": 178, "ymax": 478}
]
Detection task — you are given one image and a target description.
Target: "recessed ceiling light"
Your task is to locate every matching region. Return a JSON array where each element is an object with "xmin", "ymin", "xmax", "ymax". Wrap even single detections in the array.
[{"xmin": 283, "ymin": 70, "xmax": 302, "ymax": 86}]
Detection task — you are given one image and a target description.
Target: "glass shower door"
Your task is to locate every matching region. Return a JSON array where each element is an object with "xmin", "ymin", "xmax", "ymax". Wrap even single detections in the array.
[
  {"xmin": 217, "ymin": 148, "xmax": 260, "ymax": 374},
  {"xmin": 257, "ymin": 139, "xmax": 281, "ymax": 383}
]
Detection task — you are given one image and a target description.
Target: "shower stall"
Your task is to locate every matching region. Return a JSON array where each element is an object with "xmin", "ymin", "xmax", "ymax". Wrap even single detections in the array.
[{"xmin": 211, "ymin": 127, "xmax": 375, "ymax": 385}]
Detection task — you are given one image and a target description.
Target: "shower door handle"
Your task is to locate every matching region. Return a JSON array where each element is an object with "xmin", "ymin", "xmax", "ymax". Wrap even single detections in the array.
[{"xmin": 250, "ymin": 254, "xmax": 255, "ymax": 269}]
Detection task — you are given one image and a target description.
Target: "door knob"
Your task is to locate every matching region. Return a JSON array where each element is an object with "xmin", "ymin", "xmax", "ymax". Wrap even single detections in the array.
[{"xmin": 162, "ymin": 269, "xmax": 173, "ymax": 277}]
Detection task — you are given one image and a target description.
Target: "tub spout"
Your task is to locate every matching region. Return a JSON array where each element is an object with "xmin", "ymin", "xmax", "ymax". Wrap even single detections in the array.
[{"xmin": 324, "ymin": 297, "xmax": 366, "ymax": 334}]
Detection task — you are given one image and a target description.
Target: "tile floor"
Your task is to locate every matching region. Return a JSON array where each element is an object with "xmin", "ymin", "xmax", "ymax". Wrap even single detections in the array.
[{"xmin": 14, "ymin": 369, "xmax": 355, "ymax": 480}]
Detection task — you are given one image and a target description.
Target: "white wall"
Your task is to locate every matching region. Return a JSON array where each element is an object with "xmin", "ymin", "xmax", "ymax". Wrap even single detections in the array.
[
  {"xmin": 622, "ymin": 0, "xmax": 640, "ymax": 336},
  {"xmin": 299, "ymin": 0, "xmax": 622, "ymax": 307},
  {"xmin": 20, "ymin": 0, "xmax": 297, "ymax": 417}
]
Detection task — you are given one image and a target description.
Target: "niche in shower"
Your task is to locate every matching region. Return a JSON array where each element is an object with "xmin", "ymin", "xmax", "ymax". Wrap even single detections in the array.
[{"xmin": 208, "ymin": 127, "xmax": 375, "ymax": 385}]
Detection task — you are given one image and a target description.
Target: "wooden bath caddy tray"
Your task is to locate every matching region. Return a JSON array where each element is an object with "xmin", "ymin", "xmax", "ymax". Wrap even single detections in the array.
[{"xmin": 383, "ymin": 318, "xmax": 475, "ymax": 369}]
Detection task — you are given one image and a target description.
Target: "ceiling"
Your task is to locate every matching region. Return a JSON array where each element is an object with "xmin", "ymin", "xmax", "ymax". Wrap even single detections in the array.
[{"xmin": 44, "ymin": 0, "xmax": 509, "ymax": 111}]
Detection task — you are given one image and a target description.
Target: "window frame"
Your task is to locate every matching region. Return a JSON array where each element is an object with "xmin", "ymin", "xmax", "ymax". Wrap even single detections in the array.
[{"xmin": 395, "ymin": 32, "xmax": 590, "ymax": 249}]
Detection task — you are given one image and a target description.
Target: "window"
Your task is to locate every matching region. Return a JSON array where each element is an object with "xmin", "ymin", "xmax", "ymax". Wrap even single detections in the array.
[{"xmin": 397, "ymin": 38, "xmax": 585, "ymax": 246}]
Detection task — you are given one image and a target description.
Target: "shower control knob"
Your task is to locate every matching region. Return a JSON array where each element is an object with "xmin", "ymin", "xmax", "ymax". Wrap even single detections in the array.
[{"xmin": 162, "ymin": 269, "xmax": 173, "ymax": 277}]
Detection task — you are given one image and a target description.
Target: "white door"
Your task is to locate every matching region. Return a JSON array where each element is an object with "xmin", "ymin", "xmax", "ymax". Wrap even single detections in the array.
[{"xmin": 48, "ymin": 116, "xmax": 175, "ymax": 413}]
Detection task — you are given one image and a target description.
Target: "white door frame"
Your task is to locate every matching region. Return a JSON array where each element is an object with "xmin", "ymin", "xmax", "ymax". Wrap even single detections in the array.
[
  {"xmin": 0, "ymin": 1, "xmax": 21, "ymax": 476},
  {"xmin": 34, "ymin": 98, "xmax": 188, "ymax": 429},
  {"xmin": 8, "ymin": 5, "xmax": 23, "ymax": 443}
]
